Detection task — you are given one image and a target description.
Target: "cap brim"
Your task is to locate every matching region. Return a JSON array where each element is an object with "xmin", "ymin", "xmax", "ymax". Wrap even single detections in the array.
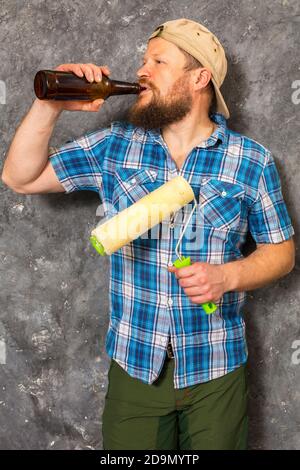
[{"xmin": 211, "ymin": 77, "xmax": 230, "ymax": 119}]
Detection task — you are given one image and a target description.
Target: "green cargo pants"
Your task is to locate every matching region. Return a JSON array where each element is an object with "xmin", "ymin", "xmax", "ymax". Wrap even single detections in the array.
[{"xmin": 102, "ymin": 356, "xmax": 249, "ymax": 450}]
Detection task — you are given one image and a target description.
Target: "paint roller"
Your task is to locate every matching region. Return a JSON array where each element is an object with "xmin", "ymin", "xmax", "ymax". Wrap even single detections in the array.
[{"xmin": 89, "ymin": 175, "xmax": 217, "ymax": 314}]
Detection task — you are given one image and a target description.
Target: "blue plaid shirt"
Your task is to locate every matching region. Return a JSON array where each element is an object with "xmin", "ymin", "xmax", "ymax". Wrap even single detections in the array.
[{"xmin": 49, "ymin": 112, "xmax": 294, "ymax": 388}]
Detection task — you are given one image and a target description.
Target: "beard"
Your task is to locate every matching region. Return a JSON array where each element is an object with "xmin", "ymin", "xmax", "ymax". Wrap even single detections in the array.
[{"xmin": 125, "ymin": 74, "xmax": 193, "ymax": 130}]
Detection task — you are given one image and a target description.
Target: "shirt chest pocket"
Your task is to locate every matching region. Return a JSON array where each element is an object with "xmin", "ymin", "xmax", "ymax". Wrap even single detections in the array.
[
  {"xmin": 112, "ymin": 167, "xmax": 159, "ymax": 211},
  {"xmin": 199, "ymin": 179, "xmax": 245, "ymax": 230}
]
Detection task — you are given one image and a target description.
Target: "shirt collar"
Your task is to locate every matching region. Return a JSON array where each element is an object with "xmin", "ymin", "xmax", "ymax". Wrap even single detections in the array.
[
  {"xmin": 132, "ymin": 112, "xmax": 228, "ymax": 148},
  {"xmin": 208, "ymin": 112, "xmax": 228, "ymax": 145}
]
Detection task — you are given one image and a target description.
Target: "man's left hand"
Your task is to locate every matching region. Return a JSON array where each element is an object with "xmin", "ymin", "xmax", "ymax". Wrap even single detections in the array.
[{"xmin": 167, "ymin": 262, "xmax": 228, "ymax": 305}]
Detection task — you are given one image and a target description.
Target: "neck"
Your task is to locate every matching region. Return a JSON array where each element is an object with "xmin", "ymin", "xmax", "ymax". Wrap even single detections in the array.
[{"xmin": 161, "ymin": 108, "xmax": 216, "ymax": 150}]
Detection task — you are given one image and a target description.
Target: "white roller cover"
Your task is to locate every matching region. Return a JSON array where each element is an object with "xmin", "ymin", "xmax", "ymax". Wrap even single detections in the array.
[{"xmin": 91, "ymin": 175, "xmax": 194, "ymax": 255}]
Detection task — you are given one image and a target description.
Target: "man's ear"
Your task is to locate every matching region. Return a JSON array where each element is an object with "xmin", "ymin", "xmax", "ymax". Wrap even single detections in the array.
[{"xmin": 193, "ymin": 67, "xmax": 212, "ymax": 91}]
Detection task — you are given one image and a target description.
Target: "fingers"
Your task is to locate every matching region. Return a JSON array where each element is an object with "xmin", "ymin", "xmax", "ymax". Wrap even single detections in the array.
[
  {"xmin": 78, "ymin": 63, "xmax": 111, "ymax": 83},
  {"xmin": 101, "ymin": 65, "xmax": 111, "ymax": 76},
  {"xmin": 79, "ymin": 98, "xmax": 104, "ymax": 112},
  {"xmin": 79, "ymin": 63, "xmax": 101, "ymax": 82},
  {"xmin": 178, "ymin": 276, "xmax": 198, "ymax": 288},
  {"xmin": 183, "ymin": 285, "xmax": 209, "ymax": 296},
  {"xmin": 188, "ymin": 294, "xmax": 218, "ymax": 305},
  {"xmin": 167, "ymin": 266, "xmax": 177, "ymax": 273},
  {"xmin": 54, "ymin": 63, "xmax": 111, "ymax": 83},
  {"xmin": 66, "ymin": 98, "xmax": 104, "ymax": 112},
  {"xmin": 167, "ymin": 265, "xmax": 195, "ymax": 279}
]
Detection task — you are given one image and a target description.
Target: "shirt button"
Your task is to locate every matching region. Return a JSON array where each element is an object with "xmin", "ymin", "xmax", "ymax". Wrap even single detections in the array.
[
  {"xmin": 168, "ymin": 261, "xmax": 173, "ymax": 267},
  {"xmin": 168, "ymin": 298, "xmax": 173, "ymax": 306},
  {"xmin": 130, "ymin": 178, "xmax": 136, "ymax": 185},
  {"xmin": 221, "ymin": 190, "xmax": 227, "ymax": 197},
  {"xmin": 170, "ymin": 223, "xmax": 175, "ymax": 229}
]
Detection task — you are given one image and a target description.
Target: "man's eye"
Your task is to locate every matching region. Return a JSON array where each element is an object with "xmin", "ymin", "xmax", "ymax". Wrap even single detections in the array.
[{"xmin": 141, "ymin": 59, "xmax": 164, "ymax": 66}]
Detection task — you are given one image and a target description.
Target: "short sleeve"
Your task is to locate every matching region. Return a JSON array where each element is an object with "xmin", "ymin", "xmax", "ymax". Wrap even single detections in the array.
[
  {"xmin": 248, "ymin": 152, "xmax": 294, "ymax": 243},
  {"xmin": 49, "ymin": 126, "xmax": 110, "ymax": 194}
]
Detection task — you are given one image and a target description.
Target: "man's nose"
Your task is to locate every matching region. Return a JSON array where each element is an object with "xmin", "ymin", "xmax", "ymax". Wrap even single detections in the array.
[{"xmin": 137, "ymin": 63, "xmax": 151, "ymax": 79}]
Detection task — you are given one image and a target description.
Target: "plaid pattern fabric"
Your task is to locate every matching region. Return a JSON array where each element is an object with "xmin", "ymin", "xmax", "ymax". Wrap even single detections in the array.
[{"xmin": 49, "ymin": 112, "xmax": 294, "ymax": 388}]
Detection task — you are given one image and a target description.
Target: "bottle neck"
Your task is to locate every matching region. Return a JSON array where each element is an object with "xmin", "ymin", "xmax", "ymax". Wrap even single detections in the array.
[{"xmin": 109, "ymin": 79, "xmax": 141, "ymax": 96}]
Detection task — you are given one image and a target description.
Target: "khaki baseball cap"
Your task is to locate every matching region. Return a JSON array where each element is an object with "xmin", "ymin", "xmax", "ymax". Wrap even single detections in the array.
[{"xmin": 148, "ymin": 18, "xmax": 230, "ymax": 119}]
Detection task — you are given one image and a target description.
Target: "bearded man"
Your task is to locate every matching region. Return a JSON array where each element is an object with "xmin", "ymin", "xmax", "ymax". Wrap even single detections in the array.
[{"xmin": 2, "ymin": 19, "xmax": 295, "ymax": 450}]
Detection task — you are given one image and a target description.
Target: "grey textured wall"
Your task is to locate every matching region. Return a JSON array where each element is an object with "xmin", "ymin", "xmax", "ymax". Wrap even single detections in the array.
[{"xmin": 0, "ymin": 0, "xmax": 299, "ymax": 450}]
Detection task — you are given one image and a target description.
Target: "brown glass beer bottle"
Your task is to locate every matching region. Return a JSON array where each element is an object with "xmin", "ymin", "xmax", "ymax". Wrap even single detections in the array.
[{"xmin": 34, "ymin": 70, "xmax": 142, "ymax": 101}]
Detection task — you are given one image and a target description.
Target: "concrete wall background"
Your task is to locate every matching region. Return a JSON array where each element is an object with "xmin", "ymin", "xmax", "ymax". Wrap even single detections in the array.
[{"xmin": 0, "ymin": 0, "xmax": 299, "ymax": 450}]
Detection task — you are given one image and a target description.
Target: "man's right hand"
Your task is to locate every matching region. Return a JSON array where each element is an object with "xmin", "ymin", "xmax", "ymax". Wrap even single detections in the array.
[{"xmin": 35, "ymin": 63, "xmax": 111, "ymax": 113}]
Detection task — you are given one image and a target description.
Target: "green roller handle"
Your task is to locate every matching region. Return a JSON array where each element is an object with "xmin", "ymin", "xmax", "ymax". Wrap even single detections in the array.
[
  {"xmin": 90, "ymin": 235, "xmax": 106, "ymax": 256},
  {"xmin": 172, "ymin": 256, "xmax": 217, "ymax": 314}
]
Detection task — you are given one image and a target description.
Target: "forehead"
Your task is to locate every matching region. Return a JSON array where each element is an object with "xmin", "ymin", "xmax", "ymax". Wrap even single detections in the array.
[{"xmin": 144, "ymin": 37, "xmax": 185, "ymax": 61}]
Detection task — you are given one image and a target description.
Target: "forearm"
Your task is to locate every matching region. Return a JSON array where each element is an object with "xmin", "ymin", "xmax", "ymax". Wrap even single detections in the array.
[
  {"xmin": 223, "ymin": 239, "xmax": 295, "ymax": 293},
  {"xmin": 1, "ymin": 99, "xmax": 62, "ymax": 189}
]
